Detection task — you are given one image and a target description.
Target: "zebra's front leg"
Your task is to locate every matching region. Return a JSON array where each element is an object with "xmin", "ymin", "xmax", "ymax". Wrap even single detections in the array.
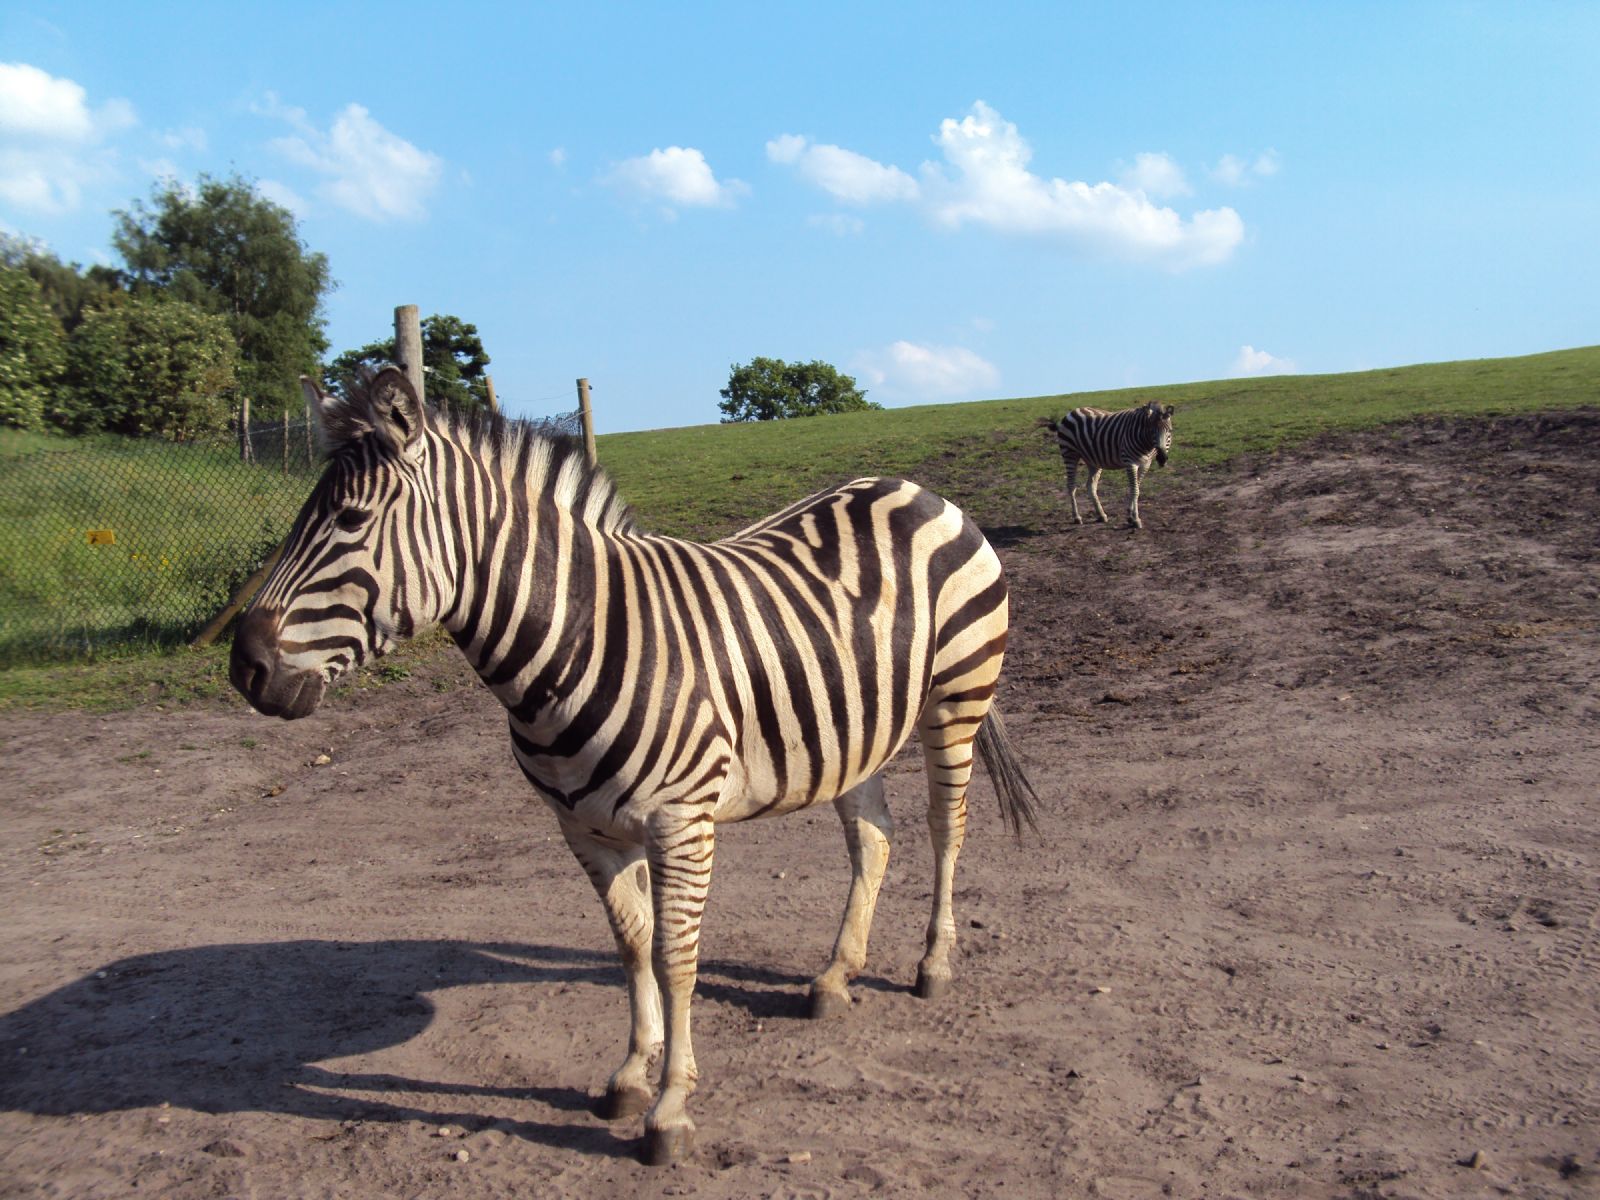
[
  {"xmin": 559, "ymin": 825, "xmax": 662, "ymax": 1120},
  {"xmin": 809, "ymin": 775, "xmax": 893, "ymax": 1018},
  {"xmin": 1087, "ymin": 467, "xmax": 1110, "ymax": 523},
  {"xmin": 915, "ymin": 706, "xmax": 974, "ymax": 1000},
  {"xmin": 1126, "ymin": 463, "xmax": 1143, "ymax": 528},
  {"xmin": 642, "ymin": 809, "xmax": 716, "ymax": 1165}
]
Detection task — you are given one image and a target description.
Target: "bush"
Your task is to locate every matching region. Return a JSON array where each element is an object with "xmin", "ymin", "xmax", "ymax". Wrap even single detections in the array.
[
  {"xmin": 0, "ymin": 268, "xmax": 68, "ymax": 431},
  {"xmin": 65, "ymin": 297, "xmax": 238, "ymax": 439}
]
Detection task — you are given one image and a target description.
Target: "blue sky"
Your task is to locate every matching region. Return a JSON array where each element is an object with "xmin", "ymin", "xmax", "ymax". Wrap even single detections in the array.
[{"xmin": 2, "ymin": 2, "xmax": 1596, "ymax": 433}]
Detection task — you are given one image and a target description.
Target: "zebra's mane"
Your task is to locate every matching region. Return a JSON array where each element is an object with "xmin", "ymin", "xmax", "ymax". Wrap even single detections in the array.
[{"xmin": 436, "ymin": 403, "xmax": 638, "ymax": 536}]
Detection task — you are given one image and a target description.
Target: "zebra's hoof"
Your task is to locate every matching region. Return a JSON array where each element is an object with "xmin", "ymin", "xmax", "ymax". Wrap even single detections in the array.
[
  {"xmin": 642, "ymin": 1123, "xmax": 696, "ymax": 1166},
  {"xmin": 595, "ymin": 1084, "xmax": 652, "ymax": 1121},
  {"xmin": 808, "ymin": 985, "xmax": 851, "ymax": 1019},
  {"xmin": 914, "ymin": 966, "xmax": 952, "ymax": 1000}
]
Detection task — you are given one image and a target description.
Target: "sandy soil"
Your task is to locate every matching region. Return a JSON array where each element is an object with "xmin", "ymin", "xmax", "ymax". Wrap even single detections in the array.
[{"xmin": 2, "ymin": 411, "xmax": 1597, "ymax": 1199}]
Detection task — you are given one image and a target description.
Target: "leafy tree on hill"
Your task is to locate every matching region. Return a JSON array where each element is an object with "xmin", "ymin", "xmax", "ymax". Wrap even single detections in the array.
[
  {"xmin": 65, "ymin": 296, "xmax": 239, "ymax": 440},
  {"xmin": 327, "ymin": 314, "xmax": 493, "ymax": 413},
  {"xmin": 0, "ymin": 266, "xmax": 68, "ymax": 431},
  {"xmin": 113, "ymin": 173, "xmax": 331, "ymax": 418},
  {"xmin": 0, "ymin": 233, "xmax": 124, "ymax": 332},
  {"xmin": 718, "ymin": 357, "xmax": 879, "ymax": 422}
]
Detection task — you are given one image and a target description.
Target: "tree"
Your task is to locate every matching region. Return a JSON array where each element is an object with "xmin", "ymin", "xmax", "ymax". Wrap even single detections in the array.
[
  {"xmin": 326, "ymin": 314, "xmax": 493, "ymax": 414},
  {"xmin": 0, "ymin": 267, "xmax": 68, "ymax": 431},
  {"xmin": 0, "ymin": 233, "xmax": 123, "ymax": 333},
  {"xmin": 112, "ymin": 173, "xmax": 331, "ymax": 417},
  {"xmin": 718, "ymin": 357, "xmax": 879, "ymax": 422},
  {"xmin": 65, "ymin": 296, "xmax": 238, "ymax": 440}
]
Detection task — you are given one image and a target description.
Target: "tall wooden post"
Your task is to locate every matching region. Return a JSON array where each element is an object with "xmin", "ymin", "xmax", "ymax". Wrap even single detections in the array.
[
  {"xmin": 484, "ymin": 375, "xmax": 499, "ymax": 414},
  {"xmin": 282, "ymin": 408, "xmax": 289, "ymax": 475},
  {"xmin": 239, "ymin": 396, "xmax": 252, "ymax": 463},
  {"xmin": 394, "ymin": 304, "xmax": 425, "ymax": 403},
  {"xmin": 576, "ymin": 377, "xmax": 597, "ymax": 468}
]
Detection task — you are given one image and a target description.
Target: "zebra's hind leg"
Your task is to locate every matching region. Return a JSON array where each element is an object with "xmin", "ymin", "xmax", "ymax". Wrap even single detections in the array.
[
  {"xmin": 1126, "ymin": 463, "xmax": 1143, "ymax": 528},
  {"xmin": 914, "ymin": 702, "xmax": 978, "ymax": 1000},
  {"xmin": 1067, "ymin": 461, "xmax": 1085, "ymax": 524},
  {"xmin": 809, "ymin": 774, "xmax": 893, "ymax": 1018},
  {"xmin": 560, "ymin": 825, "xmax": 662, "ymax": 1120},
  {"xmin": 1087, "ymin": 467, "xmax": 1110, "ymax": 523}
]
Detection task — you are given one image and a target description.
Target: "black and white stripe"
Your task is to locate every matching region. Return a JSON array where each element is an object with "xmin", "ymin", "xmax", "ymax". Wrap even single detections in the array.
[
  {"xmin": 231, "ymin": 366, "xmax": 1038, "ymax": 1163},
  {"xmin": 1039, "ymin": 399, "xmax": 1175, "ymax": 528}
]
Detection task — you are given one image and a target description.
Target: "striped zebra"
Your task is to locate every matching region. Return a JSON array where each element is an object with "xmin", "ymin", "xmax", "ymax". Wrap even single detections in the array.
[
  {"xmin": 1037, "ymin": 399, "xmax": 1175, "ymax": 528},
  {"xmin": 230, "ymin": 366, "xmax": 1039, "ymax": 1164}
]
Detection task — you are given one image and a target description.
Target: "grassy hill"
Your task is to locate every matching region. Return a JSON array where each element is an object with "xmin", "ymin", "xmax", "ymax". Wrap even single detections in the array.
[
  {"xmin": 599, "ymin": 344, "xmax": 1600, "ymax": 540},
  {"xmin": 2, "ymin": 344, "xmax": 1596, "ymax": 705}
]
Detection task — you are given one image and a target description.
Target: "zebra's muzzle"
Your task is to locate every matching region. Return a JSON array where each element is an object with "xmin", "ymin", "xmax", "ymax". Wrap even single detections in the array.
[
  {"xmin": 230, "ymin": 606, "xmax": 328, "ymax": 720},
  {"xmin": 1155, "ymin": 447, "xmax": 1169, "ymax": 467}
]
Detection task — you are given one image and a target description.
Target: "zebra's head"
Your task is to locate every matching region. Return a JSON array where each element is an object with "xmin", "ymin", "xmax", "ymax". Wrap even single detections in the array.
[
  {"xmin": 230, "ymin": 366, "xmax": 452, "ymax": 719},
  {"xmin": 1147, "ymin": 401, "xmax": 1175, "ymax": 467}
]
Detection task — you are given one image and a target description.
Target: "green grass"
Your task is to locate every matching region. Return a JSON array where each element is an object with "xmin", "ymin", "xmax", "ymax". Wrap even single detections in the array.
[
  {"xmin": 4, "ymin": 343, "xmax": 1597, "ymax": 709},
  {"xmin": 0, "ymin": 428, "xmax": 316, "ymax": 664},
  {"xmin": 598, "ymin": 344, "xmax": 1600, "ymax": 539}
]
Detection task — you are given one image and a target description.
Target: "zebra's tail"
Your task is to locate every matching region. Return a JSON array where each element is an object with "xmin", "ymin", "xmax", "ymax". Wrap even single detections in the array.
[
  {"xmin": 975, "ymin": 705, "xmax": 1041, "ymax": 838},
  {"xmin": 1034, "ymin": 415, "xmax": 1059, "ymax": 434}
]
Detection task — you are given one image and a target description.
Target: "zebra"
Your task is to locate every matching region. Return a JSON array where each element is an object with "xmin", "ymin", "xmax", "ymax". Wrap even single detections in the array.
[
  {"xmin": 230, "ymin": 366, "xmax": 1039, "ymax": 1165},
  {"xmin": 1037, "ymin": 399, "xmax": 1175, "ymax": 528}
]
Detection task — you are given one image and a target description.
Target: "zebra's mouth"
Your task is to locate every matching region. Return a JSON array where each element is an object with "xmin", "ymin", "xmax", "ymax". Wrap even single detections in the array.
[
  {"xmin": 1156, "ymin": 447, "xmax": 1169, "ymax": 467},
  {"xmin": 230, "ymin": 606, "xmax": 329, "ymax": 720}
]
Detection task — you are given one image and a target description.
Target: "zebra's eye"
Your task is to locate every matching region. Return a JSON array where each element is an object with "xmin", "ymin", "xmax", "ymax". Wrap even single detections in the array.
[{"xmin": 335, "ymin": 508, "xmax": 371, "ymax": 532}]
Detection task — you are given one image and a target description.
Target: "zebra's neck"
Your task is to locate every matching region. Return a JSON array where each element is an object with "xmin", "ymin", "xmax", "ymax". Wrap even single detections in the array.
[{"xmin": 426, "ymin": 414, "xmax": 632, "ymax": 710}]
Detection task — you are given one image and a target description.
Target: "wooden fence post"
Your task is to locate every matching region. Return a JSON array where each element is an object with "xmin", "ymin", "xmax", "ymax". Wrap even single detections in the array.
[
  {"xmin": 282, "ymin": 408, "xmax": 289, "ymax": 475},
  {"xmin": 395, "ymin": 304, "xmax": 426, "ymax": 404},
  {"xmin": 484, "ymin": 375, "xmax": 499, "ymax": 414},
  {"xmin": 239, "ymin": 396, "xmax": 252, "ymax": 463},
  {"xmin": 576, "ymin": 377, "xmax": 597, "ymax": 468}
]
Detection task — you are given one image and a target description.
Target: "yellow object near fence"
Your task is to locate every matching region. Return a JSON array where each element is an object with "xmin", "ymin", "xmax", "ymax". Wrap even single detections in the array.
[{"xmin": 86, "ymin": 530, "xmax": 116, "ymax": 546}]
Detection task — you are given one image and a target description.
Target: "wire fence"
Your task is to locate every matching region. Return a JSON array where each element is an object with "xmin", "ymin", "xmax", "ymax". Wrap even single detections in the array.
[{"xmin": 0, "ymin": 404, "xmax": 585, "ymax": 664}]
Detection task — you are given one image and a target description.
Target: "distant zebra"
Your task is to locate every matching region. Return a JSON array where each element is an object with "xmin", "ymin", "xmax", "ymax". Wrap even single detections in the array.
[
  {"xmin": 231, "ymin": 366, "xmax": 1039, "ymax": 1165},
  {"xmin": 1037, "ymin": 399, "xmax": 1175, "ymax": 528}
]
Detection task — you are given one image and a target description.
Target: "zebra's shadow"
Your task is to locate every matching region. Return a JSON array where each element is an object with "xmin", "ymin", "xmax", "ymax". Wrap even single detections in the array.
[{"xmin": 0, "ymin": 938, "xmax": 844, "ymax": 1155}]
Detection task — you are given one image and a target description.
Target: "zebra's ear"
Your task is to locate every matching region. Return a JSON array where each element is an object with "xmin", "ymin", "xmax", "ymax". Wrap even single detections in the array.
[
  {"xmin": 302, "ymin": 375, "xmax": 365, "ymax": 453},
  {"xmin": 364, "ymin": 366, "xmax": 430, "ymax": 459}
]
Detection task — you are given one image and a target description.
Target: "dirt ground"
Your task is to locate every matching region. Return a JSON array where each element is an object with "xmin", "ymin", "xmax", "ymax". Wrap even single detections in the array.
[{"xmin": 2, "ymin": 411, "xmax": 1597, "ymax": 1200}]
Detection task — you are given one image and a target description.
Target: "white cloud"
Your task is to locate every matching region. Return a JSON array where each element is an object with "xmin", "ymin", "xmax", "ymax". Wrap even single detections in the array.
[
  {"xmin": 0, "ymin": 62, "xmax": 132, "ymax": 141},
  {"xmin": 266, "ymin": 100, "xmax": 442, "ymax": 221},
  {"xmin": 1231, "ymin": 344, "xmax": 1297, "ymax": 376},
  {"xmin": 856, "ymin": 341, "xmax": 1001, "ymax": 400},
  {"xmin": 604, "ymin": 146, "xmax": 747, "ymax": 210},
  {"xmin": 1117, "ymin": 151, "xmax": 1191, "ymax": 199},
  {"xmin": 255, "ymin": 178, "xmax": 310, "ymax": 217},
  {"xmin": 1211, "ymin": 149, "xmax": 1280, "ymax": 186},
  {"xmin": 0, "ymin": 63, "xmax": 134, "ymax": 212},
  {"xmin": 157, "ymin": 125, "xmax": 207, "ymax": 153},
  {"xmin": 548, "ymin": 146, "xmax": 567, "ymax": 168},
  {"xmin": 920, "ymin": 102, "xmax": 1242, "ymax": 269},
  {"xmin": 767, "ymin": 134, "xmax": 918, "ymax": 204},
  {"xmin": 772, "ymin": 102, "xmax": 1242, "ymax": 270}
]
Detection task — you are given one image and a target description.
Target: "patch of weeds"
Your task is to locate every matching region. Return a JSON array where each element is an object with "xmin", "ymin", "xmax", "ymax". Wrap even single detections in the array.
[
  {"xmin": 376, "ymin": 663, "xmax": 411, "ymax": 683},
  {"xmin": 240, "ymin": 737, "xmax": 258, "ymax": 750},
  {"xmin": 40, "ymin": 828, "xmax": 90, "ymax": 856}
]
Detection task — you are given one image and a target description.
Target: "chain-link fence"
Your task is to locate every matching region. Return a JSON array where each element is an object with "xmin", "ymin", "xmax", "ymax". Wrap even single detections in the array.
[
  {"xmin": 0, "ymin": 418, "xmax": 319, "ymax": 664},
  {"xmin": 0, "ymin": 405, "xmax": 587, "ymax": 665}
]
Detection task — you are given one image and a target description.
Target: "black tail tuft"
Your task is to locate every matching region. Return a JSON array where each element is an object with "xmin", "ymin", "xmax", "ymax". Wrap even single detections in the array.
[{"xmin": 974, "ymin": 706, "xmax": 1041, "ymax": 838}]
